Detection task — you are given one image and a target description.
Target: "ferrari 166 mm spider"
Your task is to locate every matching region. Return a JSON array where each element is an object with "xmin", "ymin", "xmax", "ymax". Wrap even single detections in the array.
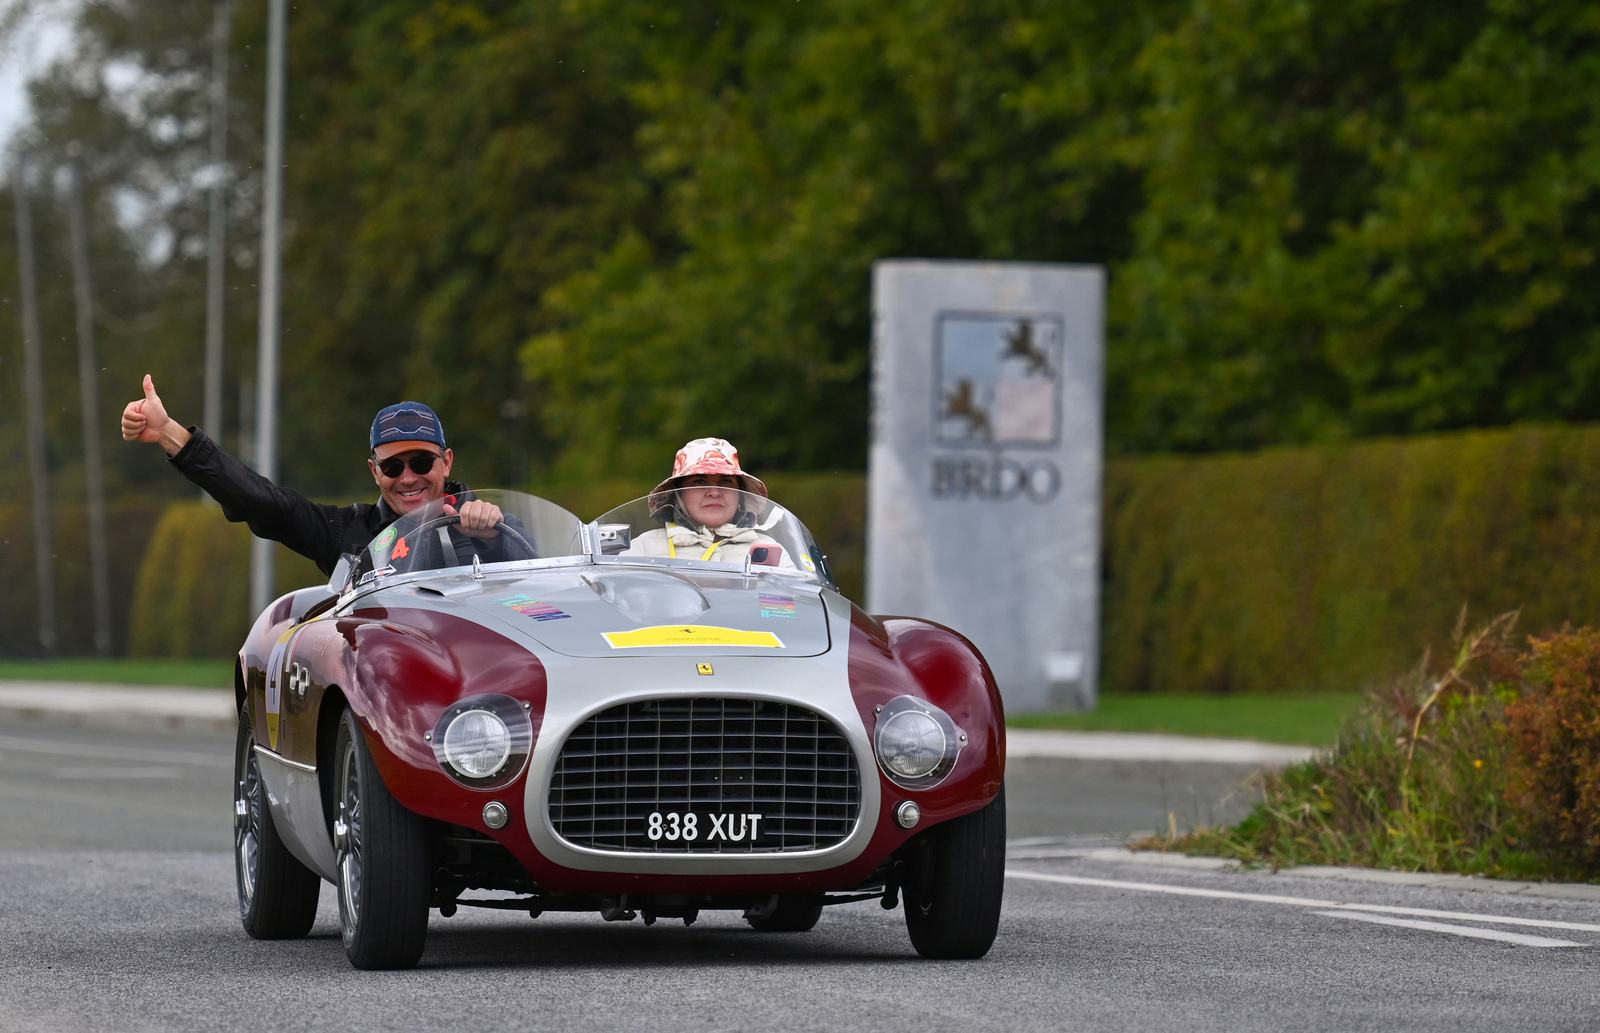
[{"xmin": 233, "ymin": 489, "xmax": 1005, "ymax": 969}]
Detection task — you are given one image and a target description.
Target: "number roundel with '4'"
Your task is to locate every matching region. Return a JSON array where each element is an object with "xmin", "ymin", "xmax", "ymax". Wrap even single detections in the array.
[{"xmin": 263, "ymin": 626, "xmax": 306, "ymax": 751}]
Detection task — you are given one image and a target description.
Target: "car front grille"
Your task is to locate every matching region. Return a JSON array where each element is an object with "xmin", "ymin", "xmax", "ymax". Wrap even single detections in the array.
[{"xmin": 548, "ymin": 697, "xmax": 862, "ymax": 853}]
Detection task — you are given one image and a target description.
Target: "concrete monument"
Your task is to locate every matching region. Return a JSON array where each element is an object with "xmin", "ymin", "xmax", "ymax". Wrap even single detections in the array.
[{"xmin": 867, "ymin": 260, "xmax": 1104, "ymax": 712}]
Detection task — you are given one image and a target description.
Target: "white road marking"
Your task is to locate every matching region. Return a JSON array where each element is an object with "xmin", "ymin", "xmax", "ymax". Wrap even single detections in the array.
[
  {"xmin": 0, "ymin": 734, "xmax": 230, "ymax": 768},
  {"xmin": 1006, "ymin": 869, "xmax": 1600, "ymax": 935},
  {"xmin": 52, "ymin": 767, "xmax": 184, "ymax": 780},
  {"xmin": 1312, "ymin": 910, "xmax": 1585, "ymax": 947},
  {"xmin": 1006, "ymin": 728, "xmax": 1313, "ymax": 765}
]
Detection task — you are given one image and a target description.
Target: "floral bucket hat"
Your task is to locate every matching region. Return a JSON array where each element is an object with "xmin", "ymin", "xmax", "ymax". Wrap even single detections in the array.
[{"xmin": 648, "ymin": 437, "xmax": 768, "ymax": 519}]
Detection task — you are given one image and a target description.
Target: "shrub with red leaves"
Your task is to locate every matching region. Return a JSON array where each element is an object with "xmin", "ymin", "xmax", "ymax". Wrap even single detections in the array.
[{"xmin": 1506, "ymin": 627, "xmax": 1600, "ymax": 869}]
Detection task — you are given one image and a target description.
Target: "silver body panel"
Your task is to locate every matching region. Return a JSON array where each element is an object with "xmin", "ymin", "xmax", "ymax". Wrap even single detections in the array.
[
  {"xmin": 332, "ymin": 565, "xmax": 875, "ymax": 876},
  {"xmin": 254, "ymin": 745, "xmax": 339, "ymax": 882},
  {"xmin": 525, "ymin": 587, "xmax": 877, "ymax": 874},
  {"xmin": 417, "ymin": 567, "xmax": 832, "ymax": 659}
]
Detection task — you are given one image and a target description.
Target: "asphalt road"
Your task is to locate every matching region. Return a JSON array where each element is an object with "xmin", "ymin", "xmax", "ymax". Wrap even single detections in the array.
[
  {"xmin": 0, "ymin": 718, "xmax": 234, "ymax": 853},
  {"xmin": 0, "ymin": 717, "xmax": 1262, "ymax": 852},
  {"xmin": 6, "ymin": 717, "xmax": 1595, "ymax": 1032}
]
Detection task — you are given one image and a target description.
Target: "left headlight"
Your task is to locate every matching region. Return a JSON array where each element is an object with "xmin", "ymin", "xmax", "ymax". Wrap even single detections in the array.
[
  {"xmin": 431, "ymin": 694, "xmax": 534, "ymax": 789},
  {"xmin": 873, "ymin": 695, "xmax": 965, "ymax": 790}
]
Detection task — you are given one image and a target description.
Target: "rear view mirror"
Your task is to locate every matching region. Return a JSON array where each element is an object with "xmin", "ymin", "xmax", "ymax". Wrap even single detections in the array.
[{"xmin": 596, "ymin": 523, "xmax": 632, "ymax": 556}]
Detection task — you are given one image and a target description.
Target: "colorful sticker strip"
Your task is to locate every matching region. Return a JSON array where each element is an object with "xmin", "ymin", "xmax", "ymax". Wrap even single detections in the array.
[
  {"xmin": 498, "ymin": 593, "xmax": 572, "ymax": 621},
  {"xmin": 759, "ymin": 593, "xmax": 797, "ymax": 618}
]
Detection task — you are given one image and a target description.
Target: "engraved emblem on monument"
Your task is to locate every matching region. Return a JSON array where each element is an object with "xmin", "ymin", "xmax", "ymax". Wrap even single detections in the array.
[{"xmin": 934, "ymin": 312, "xmax": 1062, "ymax": 447}]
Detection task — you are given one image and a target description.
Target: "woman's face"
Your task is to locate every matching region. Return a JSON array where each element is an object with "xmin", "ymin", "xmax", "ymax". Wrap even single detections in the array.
[{"xmin": 678, "ymin": 475, "xmax": 742, "ymax": 526}]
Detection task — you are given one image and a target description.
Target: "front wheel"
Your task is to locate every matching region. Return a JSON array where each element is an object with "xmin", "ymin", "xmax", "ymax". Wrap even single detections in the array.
[
  {"xmin": 234, "ymin": 706, "xmax": 320, "ymax": 939},
  {"xmin": 903, "ymin": 784, "xmax": 1006, "ymax": 959},
  {"xmin": 745, "ymin": 896, "xmax": 823, "ymax": 932},
  {"xmin": 333, "ymin": 708, "xmax": 432, "ymax": 970}
]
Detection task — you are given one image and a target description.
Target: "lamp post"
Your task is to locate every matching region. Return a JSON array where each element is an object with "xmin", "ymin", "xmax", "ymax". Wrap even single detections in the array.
[
  {"xmin": 249, "ymin": 0, "xmax": 286, "ymax": 618},
  {"xmin": 203, "ymin": 0, "xmax": 232, "ymax": 454},
  {"xmin": 65, "ymin": 148, "xmax": 113, "ymax": 655},
  {"xmin": 11, "ymin": 152, "xmax": 57, "ymax": 653}
]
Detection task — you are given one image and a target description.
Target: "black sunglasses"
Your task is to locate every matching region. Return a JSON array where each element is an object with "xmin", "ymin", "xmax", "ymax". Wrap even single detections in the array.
[{"xmin": 376, "ymin": 451, "xmax": 442, "ymax": 478}]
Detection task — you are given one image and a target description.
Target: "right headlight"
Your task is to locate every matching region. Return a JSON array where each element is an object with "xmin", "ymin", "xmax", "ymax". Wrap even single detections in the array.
[
  {"xmin": 442, "ymin": 710, "xmax": 512, "ymax": 778},
  {"xmin": 873, "ymin": 696, "xmax": 964, "ymax": 789},
  {"xmin": 431, "ymin": 694, "xmax": 534, "ymax": 789}
]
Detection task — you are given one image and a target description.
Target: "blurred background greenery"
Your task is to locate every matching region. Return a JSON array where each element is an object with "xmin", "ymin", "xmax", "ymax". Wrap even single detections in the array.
[{"xmin": 3, "ymin": 0, "xmax": 1599, "ymax": 688}]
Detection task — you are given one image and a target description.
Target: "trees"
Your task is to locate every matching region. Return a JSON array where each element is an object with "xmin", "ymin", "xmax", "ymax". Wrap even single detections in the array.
[
  {"xmin": 3, "ymin": 0, "xmax": 264, "ymax": 498},
  {"xmin": 8, "ymin": 0, "xmax": 1600, "ymax": 489},
  {"xmin": 1113, "ymin": 0, "xmax": 1600, "ymax": 452},
  {"xmin": 519, "ymin": 0, "xmax": 1166, "ymax": 477}
]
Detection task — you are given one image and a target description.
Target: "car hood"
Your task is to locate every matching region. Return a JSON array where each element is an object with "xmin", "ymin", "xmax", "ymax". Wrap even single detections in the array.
[{"xmin": 405, "ymin": 566, "xmax": 832, "ymax": 658}]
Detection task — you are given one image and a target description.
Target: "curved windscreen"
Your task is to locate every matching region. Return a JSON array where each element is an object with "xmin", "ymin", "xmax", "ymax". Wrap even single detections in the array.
[
  {"xmin": 361, "ymin": 489, "xmax": 585, "ymax": 582},
  {"xmin": 591, "ymin": 488, "xmax": 834, "ymax": 586}
]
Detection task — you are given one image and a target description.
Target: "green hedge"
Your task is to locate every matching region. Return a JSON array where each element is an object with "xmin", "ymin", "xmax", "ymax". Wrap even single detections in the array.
[
  {"xmin": 116, "ymin": 424, "xmax": 1600, "ymax": 690},
  {"xmin": 0, "ymin": 500, "xmax": 166, "ymax": 656},
  {"xmin": 128, "ymin": 503, "xmax": 322, "ymax": 658},
  {"xmin": 1104, "ymin": 425, "xmax": 1600, "ymax": 695}
]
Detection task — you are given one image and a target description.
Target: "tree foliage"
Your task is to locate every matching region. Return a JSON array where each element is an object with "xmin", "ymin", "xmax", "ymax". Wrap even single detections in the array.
[
  {"xmin": 6, "ymin": 0, "xmax": 1600, "ymax": 497},
  {"xmin": 1116, "ymin": 0, "xmax": 1600, "ymax": 451}
]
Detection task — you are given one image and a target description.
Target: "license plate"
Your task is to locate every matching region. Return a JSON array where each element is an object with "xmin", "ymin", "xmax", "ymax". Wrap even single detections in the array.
[{"xmin": 646, "ymin": 810, "xmax": 763, "ymax": 843}]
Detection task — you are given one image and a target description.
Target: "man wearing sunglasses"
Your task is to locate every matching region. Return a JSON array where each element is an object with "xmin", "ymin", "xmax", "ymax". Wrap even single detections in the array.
[{"xmin": 120, "ymin": 375, "xmax": 503, "ymax": 574}]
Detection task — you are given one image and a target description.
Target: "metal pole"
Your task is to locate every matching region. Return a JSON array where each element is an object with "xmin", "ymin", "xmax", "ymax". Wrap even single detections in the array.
[
  {"xmin": 65, "ymin": 149, "xmax": 113, "ymax": 656},
  {"xmin": 239, "ymin": 374, "xmax": 254, "ymax": 463},
  {"xmin": 250, "ymin": 0, "xmax": 286, "ymax": 617},
  {"xmin": 202, "ymin": 0, "xmax": 230, "ymax": 447},
  {"xmin": 12, "ymin": 153, "xmax": 57, "ymax": 654}
]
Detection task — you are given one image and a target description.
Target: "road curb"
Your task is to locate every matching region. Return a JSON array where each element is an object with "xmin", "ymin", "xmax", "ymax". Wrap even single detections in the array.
[
  {"xmin": 1006, "ymin": 842, "xmax": 1600, "ymax": 903},
  {"xmin": 0, "ymin": 682, "xmax": 1314, "ymax": 764},
  {"xmin": 0, "ymin": 683, "xmax": 235, "ymax": 734}
]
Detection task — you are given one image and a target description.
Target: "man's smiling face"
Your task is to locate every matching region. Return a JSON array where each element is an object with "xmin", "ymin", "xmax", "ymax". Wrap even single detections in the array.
[{"xmin": 369, "ymin": 440, "xmax": 453, "ymax": 515}]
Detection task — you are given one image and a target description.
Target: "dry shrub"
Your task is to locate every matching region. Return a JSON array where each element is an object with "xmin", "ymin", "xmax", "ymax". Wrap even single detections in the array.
[
  {"xmin": 1506, "ymin": 627, "xmax": 1600, "ymax": 868},
  {"xmin": 1157, "ymin": 612, "xmax": 1558, "ymax": 877}
]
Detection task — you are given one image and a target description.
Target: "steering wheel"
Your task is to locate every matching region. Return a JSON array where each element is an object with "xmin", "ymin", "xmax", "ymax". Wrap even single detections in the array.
[{"xmin": 398, "ymin": 514, "xmax": 539, "ymax": 566}]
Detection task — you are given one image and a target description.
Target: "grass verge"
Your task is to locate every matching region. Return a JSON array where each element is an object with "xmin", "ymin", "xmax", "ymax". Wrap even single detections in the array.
[
  {"xmin": 0, "ymin": 658, "xmax": 234, "ymax": 688},
  {"xmin": 1008, "ymin": 692, "xmax": 1362, "ymax": 746}
]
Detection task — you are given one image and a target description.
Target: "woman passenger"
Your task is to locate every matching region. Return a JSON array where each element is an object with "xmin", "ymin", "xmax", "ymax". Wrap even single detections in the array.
[{"xmin": 623, "ymin": 438, "xmax": 792, "ymax": 567}]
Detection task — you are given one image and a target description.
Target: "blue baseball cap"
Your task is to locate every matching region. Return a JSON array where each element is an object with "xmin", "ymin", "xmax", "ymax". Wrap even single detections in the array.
[{"xmin": 370, "ymin": 402, "xmax": 446, "ymax": 451}]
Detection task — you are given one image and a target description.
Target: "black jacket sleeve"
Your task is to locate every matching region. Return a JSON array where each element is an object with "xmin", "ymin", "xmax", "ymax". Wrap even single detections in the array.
[{"xmin": 168, "ymin": 427, "xmax": 364, "ymax": 575}]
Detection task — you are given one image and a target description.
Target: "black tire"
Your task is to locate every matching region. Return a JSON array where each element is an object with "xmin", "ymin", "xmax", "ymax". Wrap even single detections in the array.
[
  {"xmin": 745, "ymin": 896, "xmax": 824, "ymax": 932},
  {"xmin": 333, "ymin": 708, "xmax": 432, "ymax": 970},
  {"xmin": 234, "ymin": 706, "xmax": 321, "ymax": 939},
  {"xmin": 904, "ymin": 784, "xmax": 1006, "ymax": 959}
]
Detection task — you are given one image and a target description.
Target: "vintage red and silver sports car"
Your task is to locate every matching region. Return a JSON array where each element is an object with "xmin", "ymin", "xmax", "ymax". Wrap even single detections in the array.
[{"xmin": 233, "ymin": 488, "xmax": 1005, "ymax": 969}]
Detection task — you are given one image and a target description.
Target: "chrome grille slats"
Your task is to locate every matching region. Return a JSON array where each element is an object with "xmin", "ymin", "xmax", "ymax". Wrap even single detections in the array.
[{"xmin": 548, "ymin": 698, "xmax": 861, "ymax": 853}]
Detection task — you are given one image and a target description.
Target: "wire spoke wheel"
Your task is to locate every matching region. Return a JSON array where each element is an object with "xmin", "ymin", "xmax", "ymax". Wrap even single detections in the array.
[
  {"xmin": 233, "ymin": 703, "xmax": 319, "ymax": 939},
  {"xmin": 235, "ymin": 745, "xmax": 263, "ymax": 907},
  {"xmin": 336, "ymin": 732, "xmax": 365, "ymax": 940}
]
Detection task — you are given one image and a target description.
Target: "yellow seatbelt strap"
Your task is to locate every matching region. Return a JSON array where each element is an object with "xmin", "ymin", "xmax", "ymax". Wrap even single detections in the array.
[{"xmin": 665, "ymin": 524, "xmax": 727, "ymax": 561}]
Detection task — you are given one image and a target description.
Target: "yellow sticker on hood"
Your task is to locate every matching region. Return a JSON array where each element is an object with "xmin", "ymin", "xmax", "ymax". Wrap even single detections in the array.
[{"xmin": 602, "ymin": 625, "xmax": 785, "ymax": 649}]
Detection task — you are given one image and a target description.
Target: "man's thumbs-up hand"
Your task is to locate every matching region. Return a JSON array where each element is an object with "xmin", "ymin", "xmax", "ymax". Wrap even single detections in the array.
[{"xmin": 121, "ymin": 375, "xmax": 189, "ymax": 455}]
